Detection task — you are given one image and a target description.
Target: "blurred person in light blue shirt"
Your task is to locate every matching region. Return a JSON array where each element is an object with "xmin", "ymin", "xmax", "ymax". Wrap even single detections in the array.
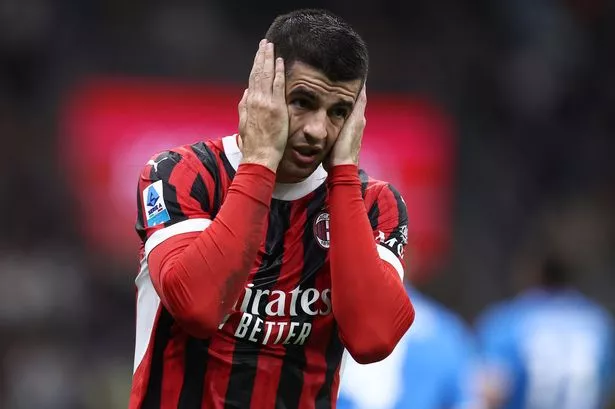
[
  {"xmin": 338, "ymin": 282, "xmax": 482, "ymax": 409},
  {"xmin": 475, "ymin": 255, "xmax": 615, "ymax": 409}
]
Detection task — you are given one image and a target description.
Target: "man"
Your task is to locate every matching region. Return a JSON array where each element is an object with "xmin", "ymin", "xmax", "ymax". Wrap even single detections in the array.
[
  {"xmin": 130, "ymin": 9, "xmax": 414, "ymax": 409},
  {"xmin": 475, "ymin": 255, "xmax": 615, "ymax": 409},
  {"xmin": 338, "ymin": 282, "xmax": 481, "ymax": 409}
]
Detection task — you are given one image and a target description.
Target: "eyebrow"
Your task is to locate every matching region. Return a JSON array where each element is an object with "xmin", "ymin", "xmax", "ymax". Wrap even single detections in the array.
[
  {"xmin": 289, "ymin": 86, "xmax": 355, "ymax": 109},
  {"xmin": 289, "ymin": 86, "xmax": 319, "ymax": 101}
]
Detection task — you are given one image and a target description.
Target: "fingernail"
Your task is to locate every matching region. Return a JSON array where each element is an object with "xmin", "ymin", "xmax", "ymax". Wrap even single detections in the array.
[{"xmin": 260, "ymin": 39, "xmax": 267, "ymax": 47}]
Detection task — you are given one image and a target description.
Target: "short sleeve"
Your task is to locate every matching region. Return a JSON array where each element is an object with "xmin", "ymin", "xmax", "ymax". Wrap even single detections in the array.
[
  {"xmin": 135, "ymin": 148, "xmax": 215, "ymax": 258},
  {"xmin": 370, "ymin": 184, "xmax": 409, "ymax": 280}
]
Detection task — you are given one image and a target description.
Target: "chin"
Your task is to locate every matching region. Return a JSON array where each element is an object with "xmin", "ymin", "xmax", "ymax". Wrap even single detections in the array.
[{"xmin": 277, "ymin": 160, "xmax": 318, "ymax": 183}]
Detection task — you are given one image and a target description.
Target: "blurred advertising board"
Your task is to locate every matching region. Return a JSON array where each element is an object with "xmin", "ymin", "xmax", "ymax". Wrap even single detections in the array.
[{"xmin": 60, "ymin": 78, "xmax": 454, "ymax": 280}]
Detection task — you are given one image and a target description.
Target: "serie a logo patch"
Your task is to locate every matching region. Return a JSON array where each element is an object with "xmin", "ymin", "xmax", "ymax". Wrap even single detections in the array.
[{"xmin": 143, "ymin": 180, "xmax": 171, "ymax": 227}]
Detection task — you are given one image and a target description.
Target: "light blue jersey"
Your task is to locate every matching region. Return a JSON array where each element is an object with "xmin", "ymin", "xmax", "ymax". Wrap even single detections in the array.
[
  {"xmin": 338, "ymin": 287, "xmax": 480, "ymax": 409},
  {"xmin": 475, "ymin": 288, "xmax": 615, "ymax": 409}
]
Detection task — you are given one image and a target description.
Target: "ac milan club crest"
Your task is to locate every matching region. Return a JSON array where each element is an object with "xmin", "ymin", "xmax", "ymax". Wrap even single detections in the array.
[{"xmin": 313, "ymin": 212, "xmax": 330, "ymax": 249}]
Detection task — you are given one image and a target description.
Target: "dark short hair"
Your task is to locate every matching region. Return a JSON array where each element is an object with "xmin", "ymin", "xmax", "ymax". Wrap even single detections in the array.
[
  {"xmin": 540, "ymin": 256, "xmax": 571, "ymax": 288},
  {"xmin": 265, "ymin": 9, "xmax": 368, "ymax": 83}
]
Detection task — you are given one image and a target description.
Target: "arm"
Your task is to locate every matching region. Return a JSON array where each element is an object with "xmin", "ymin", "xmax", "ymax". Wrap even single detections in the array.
[
  {"xmin": 144, "ymin": 163, "xmax": 275, "ymax": 339},
  {"xmin": 328, "ymin": 165, "xmax": 414, "ymax": 363},
  {"xmin": 139, "ymin": 39, "xmax": 288, "ymax": 339}
]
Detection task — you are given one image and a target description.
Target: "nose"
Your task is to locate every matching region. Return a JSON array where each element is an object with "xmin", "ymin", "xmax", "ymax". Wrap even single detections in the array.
[{"xmin": 302, "ymin": 109, "xmax": 328, "ymax": 143}]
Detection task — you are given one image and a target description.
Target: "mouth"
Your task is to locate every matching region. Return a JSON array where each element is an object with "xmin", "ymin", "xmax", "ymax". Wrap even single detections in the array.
[{"xmin": 291, "ymin": 145, "xmax": 322, "ymax": 167}]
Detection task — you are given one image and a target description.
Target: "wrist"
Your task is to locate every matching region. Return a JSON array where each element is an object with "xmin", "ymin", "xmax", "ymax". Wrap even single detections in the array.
[
  {"xmin": 327, "ymin": 164, "xmax": 360, "ymax": 187},
  {"xmin": 329, "ymin": 158, "xmax": 357, "ymax": 167},
  {"xmin": 241, "ymin": 149, "xmax": 282, "ymax": 173}
]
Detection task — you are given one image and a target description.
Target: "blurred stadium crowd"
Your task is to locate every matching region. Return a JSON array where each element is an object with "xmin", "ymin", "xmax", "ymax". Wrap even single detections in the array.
[{"xmin": 0, "ymin": 0, "xmax": 614, "ymax": 408}]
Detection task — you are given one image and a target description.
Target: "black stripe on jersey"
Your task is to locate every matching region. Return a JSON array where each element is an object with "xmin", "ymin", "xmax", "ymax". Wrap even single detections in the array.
[
  {"xmin": 219, "ymin": 150, "xmax": 237, "ymax": 180},
  {"xmin": 142, "ymin": 308, "xmax": 175, "ymax": 409},
  {"xmin": 177, "ymin": 338, "xmax": 210, "ymax": 409},
  {"xmin": 224, "ymin": 201, "xmax": 292, "ymax": 409},
  {"xmin": 136, "ymin": 182, "xmax": 147, "ymax": 242},
  {"xmin": 383, "ymin": 184, "xmax": 409, "ymax": 246},
  {"xmin": 149, "ymin": 151, "xmax": 188, "ymax": 228},
  {"xmin": 191, "ymin": 142, "xmax": 223, "ymax": 218},
  {"xmin": 368, "ymin": 201, "xmax": 380, "ymax": 231},
  {"xmin": 359, "ymin": 169, "xmax": 369, "ymax": 198},
  {"xmin": 275, "ymin": 184, "xmax": 328, "ymax": 409},
  {"xmin": 314, "ymin": 323, "xmax": 345, "ymax": 409},
  {"xmin": 190, "ymin": 173, "xmax": 211, "ymax": 214},
  {"xmin": 387, "ymin": 184, "xmax": 408, "ymax": 227}
]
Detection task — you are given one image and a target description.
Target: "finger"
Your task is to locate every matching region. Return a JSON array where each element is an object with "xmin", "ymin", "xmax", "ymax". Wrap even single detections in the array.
[
  {"xmin": 272, "ymin": 57, "xmax": 285, "ymax": 101},
  {"xmin": 238, "ymin": 88, "xmax": 248, "ymax": 110},
  {"xmin": 238, "ymin": 89, "xmax": 248, "ymax": 134},
  {"xmin": 261, "ymin": 42, "xmax": 275, "ymax": 92},
  {"xmin": 248, "ymin": 39, "xmax": 267, "ymax": 91},
  {"xmin": 350, "ymin": 86, "xmax": 367, "ymax": 120},
  {"xmin": 358, "ymin": 83, "xmax": 367, "ymax": 105}
]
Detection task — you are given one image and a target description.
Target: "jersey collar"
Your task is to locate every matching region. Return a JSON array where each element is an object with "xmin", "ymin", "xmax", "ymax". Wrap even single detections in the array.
[{"xmin": 222, "ymin": 135, "xmax": 327, "ymax": 201}]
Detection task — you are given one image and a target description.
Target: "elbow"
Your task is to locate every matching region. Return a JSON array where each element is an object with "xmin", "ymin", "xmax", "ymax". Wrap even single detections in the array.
[
  {"xmin": 346, "ymin": 305, "xmax": 415, "ymax": 364},
  {"xmin": 346, "ymin": 336, "xmax": 398, "ymax": 364},
  {"xmin": 171, "ymin": 304, "xmax": 220, "ymax": 339},
  {"xmin": 158, "ymin": 270, "xmax": 220, "ymax": 339}
]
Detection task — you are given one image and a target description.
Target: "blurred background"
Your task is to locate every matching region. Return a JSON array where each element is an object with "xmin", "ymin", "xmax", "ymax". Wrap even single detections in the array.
[{"xmin": 0, "ymin": 0, "xmax": 614, "ymax": 408}]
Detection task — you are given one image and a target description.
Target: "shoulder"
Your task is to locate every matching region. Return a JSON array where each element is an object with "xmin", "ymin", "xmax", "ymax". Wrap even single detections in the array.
[
  {"xmin": 138, "ymin": 138, "xmax": 229, "ymax": 182},
  {"xmin": 475, "ymin": 298, "xmax": 517, "ymax": 334},
  {"xmin": 359, "ymin": 168, "xmax": 395, "ymax": 196},
  {"xmin": 359, "ymin": 169, "xmax": 406, "ymax": 211},
  {"xmin": 575, "ymin": 295, "xmax": 615, "ymax": 330}
]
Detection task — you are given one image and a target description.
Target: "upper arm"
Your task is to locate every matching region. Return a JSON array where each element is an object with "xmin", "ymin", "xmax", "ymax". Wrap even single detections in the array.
[
  {"xmin": 135, "ymin": 148, "xmax": 215, "ymax": 259},
  {"xmin": 369, "ymin": 183, "xmax": 409, "ymax": 281}
]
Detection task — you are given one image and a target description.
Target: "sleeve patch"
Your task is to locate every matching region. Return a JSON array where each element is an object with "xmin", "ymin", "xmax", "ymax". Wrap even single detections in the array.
[{"xmin": 143, "ymin": 180, "xmax": 171, "ymax": 227}]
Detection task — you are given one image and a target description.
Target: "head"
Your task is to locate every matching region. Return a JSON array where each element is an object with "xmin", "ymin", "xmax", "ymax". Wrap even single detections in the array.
[
  {"xmin": 538, "ymin": 255, "xmax": 572, "ymax": 289},
  {"xmin": 265, "ymin": 9, "xmax": 369, "ymax": 182}
]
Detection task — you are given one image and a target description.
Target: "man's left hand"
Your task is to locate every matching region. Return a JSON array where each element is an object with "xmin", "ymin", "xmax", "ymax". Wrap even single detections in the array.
[{"xmin": 327, "ymin": 85, "xmax": 367, "ymax": 168}]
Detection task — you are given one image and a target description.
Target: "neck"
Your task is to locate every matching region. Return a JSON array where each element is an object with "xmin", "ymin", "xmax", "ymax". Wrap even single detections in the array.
[{"xmin": 236, "ymin": 134, "xmax": 307, "ymax": 184}]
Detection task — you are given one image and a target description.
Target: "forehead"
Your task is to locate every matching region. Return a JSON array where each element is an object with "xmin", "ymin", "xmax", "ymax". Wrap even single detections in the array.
[{"xmin": 286, "ymin": 61, "xmax": 362, "ymax": 103}]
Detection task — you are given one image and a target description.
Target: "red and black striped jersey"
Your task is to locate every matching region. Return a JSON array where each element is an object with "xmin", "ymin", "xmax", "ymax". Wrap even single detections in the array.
[{"xmin": 131, "ymin": 135, "xmax": 409, "ymax": 409}]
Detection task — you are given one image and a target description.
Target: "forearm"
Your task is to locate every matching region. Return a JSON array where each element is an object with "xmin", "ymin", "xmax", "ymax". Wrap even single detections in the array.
[
  {"xmin": 148, "ymin": 163, "xmax": 275, "ymax": 338},
  {"xmin": 328, "ymin": 165, "xmax": 414, "ymax": 363}
]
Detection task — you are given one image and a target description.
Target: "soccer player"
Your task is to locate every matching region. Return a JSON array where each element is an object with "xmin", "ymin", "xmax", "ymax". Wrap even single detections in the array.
[
  {"xmin": 130, "ymin": 9, "xmax": 415, "ymax": 409},
  {"xmin": 337, "ymin": 282, "xmax": 481, "ymax": 409},
  {"xmin": 475, "ymin": 255, "xmax": 615, "ymax": 409}
]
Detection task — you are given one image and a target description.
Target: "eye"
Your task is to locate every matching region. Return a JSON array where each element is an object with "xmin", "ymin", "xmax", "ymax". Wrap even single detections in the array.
[
  {"xmin": 330, "ymin": 107, "xmax": 350, "ymax": 120},
  {"xmin": 290, "ymin": 98, "xmax": 312, "ymax": 109}
]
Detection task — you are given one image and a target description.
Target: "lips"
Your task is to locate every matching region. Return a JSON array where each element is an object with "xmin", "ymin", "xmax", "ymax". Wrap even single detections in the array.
[
  {"xmin": 293, "ymin": 145, "xmax": 321, "ymax": 156},
  {"xmin": 291, "ymin": 145, "xmax": 322, "ymax": 166}
]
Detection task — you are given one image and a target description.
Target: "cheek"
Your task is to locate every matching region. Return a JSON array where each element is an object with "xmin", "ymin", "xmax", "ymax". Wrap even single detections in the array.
[
  {"xmin": 287, "ymin": 108, "xmax": 302, "ymax": 134},
  {"xmin": 324, "ymin": 124, "xmax": 343, "ymax": 148}
]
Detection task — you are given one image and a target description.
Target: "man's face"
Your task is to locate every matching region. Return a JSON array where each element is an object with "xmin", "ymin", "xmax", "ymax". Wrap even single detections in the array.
[{"xmin": 276, "ymin": 61, "xmax": 362, "ymax": 183}]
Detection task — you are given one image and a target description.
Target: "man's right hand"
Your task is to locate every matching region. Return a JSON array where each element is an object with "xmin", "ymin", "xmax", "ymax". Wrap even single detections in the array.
[{"xmin": 238, "ymin": 39, "xmax": 289, "ymax": 172}]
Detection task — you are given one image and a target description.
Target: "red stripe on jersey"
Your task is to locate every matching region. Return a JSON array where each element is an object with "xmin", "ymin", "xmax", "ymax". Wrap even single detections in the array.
[
  {"xmin": 375, "ymin": 186, "xmax": 400, "ymax": 235},
  {"xmin": 160, "ymin": 329, "xmax": 188, "ymax": 408},
  {"xmin": 201, "ymin": 335, "xmax": 235, "ymax": 408},
  {"xmin": 297, "ymin": 266, "xmax": 333, "ymax": 409},
  {"xmin": 250, "ymin": 200, "xmax": 309, "ymax": 408},
  {"xmin": 166, "ymin": 153, "xmax": 210, "ymax": 220}
]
